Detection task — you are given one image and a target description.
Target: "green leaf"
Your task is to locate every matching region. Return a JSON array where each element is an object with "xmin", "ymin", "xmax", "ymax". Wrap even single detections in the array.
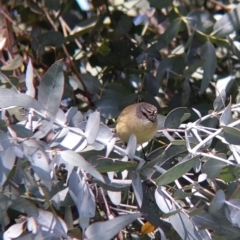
[
  {"xmin": 96, "ymin": 159, "xmax": 137, "ymax": 173},
  {"xmin": 156, "ymin": 156, "xmax": 198, "ymax": 185},
  {"xmin": 219, "ymin": 166, "xmax": 240, "ymax": 183},
  {"xmin": 148, "ymin": 0, "xmax": 173, "ymax": 9},
  {"xmin": 81, "ymin": 74, "xmax": 101, "ymax": 95},
  {"xmin": 85, "ymin": 213, "xmax": 141, "ymax": 240},
  {"xmin": 187, "ymin": 10, "xmax": 215, "ymax": 34},
  {"xmin": 1, "ymin": 55, "xmax": 23, "ymax": 71},
  {"xmin": 202, "ymin": 155, "xmax": 226, "ymax": 179},
  {"xmin": 164, "ymin": 107, "xmax": 188, "ymax": 128},
  {"xmin": 162, "ymin": 18, "xmax": 182, "ymax": 44},
  {"xmin": 200, "ymin": 40, "xmax": 217, "ymax": 94},
  {"xmin": 38, "ymin": 31, "xmax": 64, "ymax": 47},
  {"xmin": 38, "ymin": 60, "xmax": 64, "ymax": 117},
  {"xmin": 96, "ymin": 98, "xmax": 121, "ymax": 119},
  {"xmin": 60, "ymin": 151, "xmax": 105, "ymax": 183},
  {"xmin": 222, "ymin": 126, "xmax": 240, "ymax": 145},
  {"xmin": 213, "ymin": 4, "xmax": 240, "ymax": 38},
  {"xmin": 114, "ymin": 15, "xmax": 132, "ymax": 39},
  {"xmin": 220, "ymin": 101, "xmax": 232, "ymax": 126}
]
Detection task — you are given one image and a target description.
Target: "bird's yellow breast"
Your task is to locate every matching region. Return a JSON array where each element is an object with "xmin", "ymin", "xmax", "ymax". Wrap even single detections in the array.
[{"xmin": 116, "ymin": 104, "xmax": 158, "ymax": 144}]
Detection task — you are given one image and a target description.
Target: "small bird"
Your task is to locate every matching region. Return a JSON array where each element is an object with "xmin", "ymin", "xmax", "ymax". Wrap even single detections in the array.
[{"xmin": 116, "ymin": 102, "xmax": 158, "ymax": 144}]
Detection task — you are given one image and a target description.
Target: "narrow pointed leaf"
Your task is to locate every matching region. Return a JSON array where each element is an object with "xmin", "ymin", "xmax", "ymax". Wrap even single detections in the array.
[
  {"xmin": 213, "ymin": 4, "xmax": 240, "ymax": 38},
  {"xmin": 209, "ymin": 189, "xmax": 225, "ymax": 214},
  {"xmin": 156, "ymin": 156, "xmax": 198, "ymax": 185},
  {"xmin": 170, "ymin": 205, "xmax": 202, "ymax": 240},
  {"xmin": 1, "ymin": 55, "xmax": 23, "ymax": 70},
  {"xmin": 38, "ymin": 60, "xmax": 64, "ymax": 117},
  {"xmin": 25, "ymin": 59, "xmax": 35, "ymax": 98},
  {"xmin": 85, "ymin": 213, "xmax": 141, "ymax": 240},
  {"xmin": 0, "ymin": 89, "xmax": 44, "ymax": 111},
  {"xmin": 200, "ymin": 41, "xmax": 217, "ymax": 94},
  {"xmin": 85, "ymin": 111, "xmax": 100, "ymax": 144},
  {"xmin": 222, "ymin": 126, "xmax": 240, "ymax": 145},
  {"xmin": 220, "ymin": 100, "xmax": 232, "ymax": 126},
  {"xmin": 60, "ymin": 150, "xmax": 104, "ymax": 183},
  {"xmin": 132, "ymin": 172, "xmax": 143, "ymax": 207}
]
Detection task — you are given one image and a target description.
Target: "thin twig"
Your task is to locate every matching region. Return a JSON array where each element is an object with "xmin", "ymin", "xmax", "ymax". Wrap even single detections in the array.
[{"xmin": 41, "ymin": 8, "xmax": 89, "ymax": 96}]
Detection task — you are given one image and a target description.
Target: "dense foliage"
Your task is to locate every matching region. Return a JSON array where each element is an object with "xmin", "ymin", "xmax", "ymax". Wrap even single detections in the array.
[{"xmin": 2, "ymin": 0, "xmax": 240, "ymax": 239}]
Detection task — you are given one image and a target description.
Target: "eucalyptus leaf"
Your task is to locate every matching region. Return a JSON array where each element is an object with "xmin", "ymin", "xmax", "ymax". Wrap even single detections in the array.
[
  {"xmin": 126, "ymin": 134, "xmax": 137, "ymax": 160},
  {"xmin": 202, "ymin": 155, "xmax": 226, "ymax": 179},
  {"xmin": 209, "ymin": 189, "xmax": 225, "ymax": 214},
  {"xmin": 37, "ymin": 209, "xmax": 67, "ymax": 238},
  {"xmin": 25, "ymin": 59, "xmax": 35, "ymax": 98},
  {"xmin": 23, "ymin": 139, "xmax": 52, "ymax": 190},
  {"xmin": 60, "ymin": 150, "xmax": 104, "ymax": 183},
  {"xmin": 200, "ymin": 40, "xmax": 217, "ymax": 94},
  {"xmin": 95, "ymin": 158, "xmax": 137, "ymax": 173},
  {"xmin": 220, "ymin": 100, "xmax": 232, "ymax": 126},
  {"xmin": 0, "ymin": 132, "xmax": 11, "ymax": 151},
  {"xmin": 155, "ymin": 187, "xmax": 172, "ymax": 214},
  {"xmin": 213, "ymin": 89, "xmax": 226, "ymax": 112},
  {"xmin": 0, "ymin": 146, "xmax": 16, "ymax": 187},
  {"xmin": 156, "ymin": 156, "xmax": 199, "ymax": 185},
  {"xmin": 107, "ymin": 191, "xmax": 121, "ymax": 206},
  {"xmin": 85, "ymin": 213, "xmax": 141, "ymax": 240},
  {"xmin": 1, "ymin": 55, "xmax": 23, "ymax": 71},
  {"xmin": 38, "ymin": 60, "xmax": 64, "ymax": 117},
  {"xmin": 85, "ymin": 111, "xmax": 100, "ymax": 144},
  {"xmin": 132, "ymin": 172, "xmax": 143, "ymax": 207},
  {"xmin": 162, "ymin": 18, "xmax": 182, "ymax": 44},
  {"xmin": 170, "ymin": 205, "xmax": 202, "ymax": 240},
  {"xmin": 0, "ymin": 88, "xmax": 44, "ymax": 111},
  {"xmin": 222, "ymin": 126, "xmax": 240, "ymax": 145},
  {"xmin": 213, "ymin": 4, "xmax": 240, "ymax": 38},
  {"xmin": 164, "ymin": 107, "xmax": 188, "ymax": 128}
]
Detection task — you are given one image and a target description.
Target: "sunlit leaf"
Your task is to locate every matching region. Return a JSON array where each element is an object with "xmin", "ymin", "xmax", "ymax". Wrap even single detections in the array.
[
  {"xmin": 25, "ymin": 59, "xmax": 35, "ymax": 98},
  {"xmin": 23, "ymin": 139, "xmax": 52, "ymax": 190},
  {"xmin": 85, "ymin": 111, "xmax": 100, "ymax": 144},
  {"xmin": 60, "ymin": 150, "xmax": 104, "ymax": 183},
  {"xmin": 213, "ymin": 4, "xmax": 240, "ymax": 37},
  {"xmin": 1, "ymin": 55, "xmax": 23, "ymax": 71},
  {"xmin": 85, "ymin": 213, "xmax": 141, "ymax": 240},
  {"xmin": 0, "ymin": 88, "xmax": 44, "ymax": 111},
  {"xmin": 37, "ymin": 209, "xmax": 67, "ymax": 238},
  {"xmin": 38, "ymin": 60, "xmax": 64, "ymax": 117},
  {"xmin": 170, "ymin": 205, "xmax": 202, "ymax": 240}
]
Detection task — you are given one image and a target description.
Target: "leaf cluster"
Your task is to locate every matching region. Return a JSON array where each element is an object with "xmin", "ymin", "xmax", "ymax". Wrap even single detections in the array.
[{"xmin": 1, "ymin": 0, "xmax": 240, "ymax": 240}]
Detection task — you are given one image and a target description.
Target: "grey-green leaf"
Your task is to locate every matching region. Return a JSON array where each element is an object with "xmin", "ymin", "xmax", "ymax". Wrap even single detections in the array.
[
  {"xmin": 85, "ymin": 213, "xmax": 141, "ymax": 240},
  {"xmin": 0, "ymin": 88, "xmax": 44, "ymax": 111},
  {"xmin": 213, "ymin": 4, "xmax": 240, "ymax": 38},
  {"xmin": 156, "ymin": 156, "xmax": 198, "ymax": 185},
  {"xmin": 164, "ymin": 107, "xmax": 188, "ymax": 128},
  {"xmin": 85, "ymin": 111, "xmax": 100, "ymax": 144},
  {"xmin": 200, "ymin": 41, "xmax": 217, "ymax": 94},
  {"xmin": 60, "ymin": 150, "xmax": 104, "ymax": 183},
  {"xmin": 1, "ymin": 55, "xmax": 23, "ymax": 71},
  {"xmin": 222, "ymin": 126, "xmax": 240, "ymax": 145},
  {"xmin": 38, "ymin": 60, "xmax": 64, "ymax": 117},
  {"xmin": 220, "ymin": 100, "xmax": 232, "ymax": 126}
]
